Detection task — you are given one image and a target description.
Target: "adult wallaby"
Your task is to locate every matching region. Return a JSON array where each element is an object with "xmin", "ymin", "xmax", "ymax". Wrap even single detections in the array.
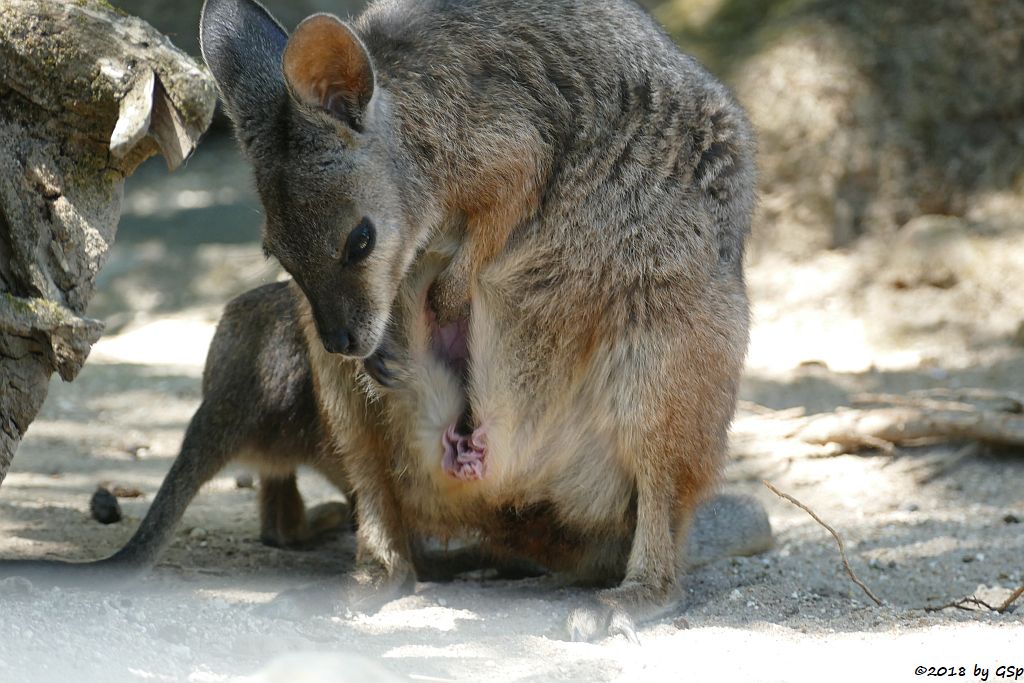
[{"xmin": 199, "ymin": 0, "xmax": 756, "ymax": 640}]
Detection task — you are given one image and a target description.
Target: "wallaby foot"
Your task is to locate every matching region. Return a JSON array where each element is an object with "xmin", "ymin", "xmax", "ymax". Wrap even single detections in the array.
[
  {"xmin": 411, "ymin": 539, "xmax": 547, "ymax": 582},
  {"xmin": 259, "ymin": 475, "xmax": 352, "ymax": 549},
  {"xmin": 566, "ymin": 578, "xmax": 680, "ymax": 644},
  {"xmin": 567, "ymin": 492, "xmax": 772, "ymax": 642}
]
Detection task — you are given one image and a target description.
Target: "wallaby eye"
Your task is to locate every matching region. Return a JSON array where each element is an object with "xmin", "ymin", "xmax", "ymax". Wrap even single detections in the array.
[{"xmin": 344, "ymin": 217, "xmax": 375, "ymax": 264}]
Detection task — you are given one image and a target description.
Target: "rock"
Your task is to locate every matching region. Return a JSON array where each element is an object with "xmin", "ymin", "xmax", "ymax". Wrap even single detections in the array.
[
  {"xmin": 90, "ymin": 487, "xmax": 123, "ymax": 525},
  {"xmin": 881, "ymin": 216, "xmax": 977, "ymax": 290},
  {"xmin": 235, "ymin": 473, "xmax": 255, "ymax": 489},
  {"xmin": 684, "ymin": 493, "xmax": 774, "ymax": 568},
  {"xmin": 646, "ymin": 0, "xmax": 1024, "ymax": 259},
  {"xmin": 1004, "ymin": 513, "xmax": 1020, "ymax": 525},
  {"xmin": 0, "ymin": 576, "xmax": 34, "ymax": 596}
]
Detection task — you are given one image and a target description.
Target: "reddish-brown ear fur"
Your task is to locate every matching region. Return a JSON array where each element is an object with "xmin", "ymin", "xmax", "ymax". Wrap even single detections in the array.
[{"xmin": 283, "ymin": 14, "xmax": 374, "ymax": 129}]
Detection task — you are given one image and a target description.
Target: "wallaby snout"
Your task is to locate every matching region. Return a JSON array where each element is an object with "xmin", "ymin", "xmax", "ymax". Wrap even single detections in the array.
[
  {"xmin": 320, "ymin": 327, "xmax": 357, "ymax": 356},
  {"xmin": 305, "ymin": 295, "xmax": 379, "ymax": 359}
]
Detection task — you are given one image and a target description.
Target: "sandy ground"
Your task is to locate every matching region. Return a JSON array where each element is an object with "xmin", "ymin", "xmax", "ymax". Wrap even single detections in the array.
[{"xmin": 1, "ymin": 139, "xmax": 1022, "ymax": 682}]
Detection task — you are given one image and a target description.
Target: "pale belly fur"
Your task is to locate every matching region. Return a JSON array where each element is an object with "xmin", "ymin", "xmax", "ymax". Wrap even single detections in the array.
[{"xmin": 384, "ymin": 252, "xmax": 635, "ymax": 540}]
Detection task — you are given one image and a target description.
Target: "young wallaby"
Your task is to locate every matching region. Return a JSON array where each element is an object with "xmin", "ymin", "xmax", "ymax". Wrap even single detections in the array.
[
  {"xmin": 200, "ymin": 0, "xmax": 757, "ymax": 640},
  {"xmin": 0, "ymin": 282, "xmax": 346, "ymax": 583}
]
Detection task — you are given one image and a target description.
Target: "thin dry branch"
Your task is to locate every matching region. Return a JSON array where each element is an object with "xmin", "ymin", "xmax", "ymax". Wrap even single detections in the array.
[
  {"xmin": 763, "ymin": 480, "xmax": 885, "ymax": 607},
  {"xmin": 924, "ymin": 596, "xmax": 1000, "ymax": 613},
  {"xmin": 998, "ymin": 584, "xmax": 1024, "ymax": 614},
  {"xmin": 923, "ymin": 584, "xmax": 1022, "ymax": 615}
]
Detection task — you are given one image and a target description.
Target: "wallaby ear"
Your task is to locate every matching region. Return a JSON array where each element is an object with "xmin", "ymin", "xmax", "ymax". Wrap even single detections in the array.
[
  {"xmin": 199, "ymin": 0, "xmax": 288, "ymax": 146},
  {"xmin": 283, "ymin": 14, "xmax": 375, "ymax": 132}
]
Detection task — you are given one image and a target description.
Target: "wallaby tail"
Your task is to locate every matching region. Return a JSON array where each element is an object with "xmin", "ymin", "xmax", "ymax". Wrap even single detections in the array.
[{"xmin": 0, "ymin": 399, "xmax": 240, "ymax": 587}]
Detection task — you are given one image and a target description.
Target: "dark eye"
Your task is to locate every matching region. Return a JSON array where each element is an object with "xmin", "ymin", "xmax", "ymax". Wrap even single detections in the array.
[{"xmin": 344, "ymin": 217, "xmax": 376, "ymax": 264}]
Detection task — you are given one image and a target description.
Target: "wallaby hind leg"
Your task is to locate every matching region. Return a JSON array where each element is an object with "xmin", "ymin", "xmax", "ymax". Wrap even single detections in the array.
[
  {"xmin": 567, "ymin": 428, "xmax": 718, "ymax": 643},
  {"xmin": 259, "ymin": 473, "xmax": 352, "ymax": 549}
]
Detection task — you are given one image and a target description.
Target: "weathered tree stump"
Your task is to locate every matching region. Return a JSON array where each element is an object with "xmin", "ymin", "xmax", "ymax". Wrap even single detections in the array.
[{"xmin": 0, "ymin": 0, "xmax": 216, "ymax": 486}]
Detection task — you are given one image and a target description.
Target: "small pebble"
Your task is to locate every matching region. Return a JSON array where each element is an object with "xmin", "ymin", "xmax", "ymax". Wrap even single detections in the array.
[
  {"xmin": 90, "ymin": 487, "xmax": 122, "ymax": 524},
  {"xmin": 123, "ymin": 443, "xmax": 150, "ymax": 459},
  {"xmin": 110, "ymin": 485, "xmax": 144, "ymax": 499},
  {"xmin": 672, "ymin": 617, "xmax": 690, "ymax": 630},
  {"xmin": 189, "ymin": 527, "xmax": 208, "ymax": 541},
  {"xmin": 729, "ymin": 589, "xmax": 742, "ymax": 601},
  {"xmin": 236, "ymin": 473, "xmax": 255, "ymax": 489},
  {"xmin": 1004, "ymin": 513, "xmax": 1020, "ymax": 524}
]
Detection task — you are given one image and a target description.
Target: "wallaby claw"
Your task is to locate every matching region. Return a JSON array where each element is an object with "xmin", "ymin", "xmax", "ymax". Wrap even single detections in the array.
[
  {"xmin": 567, "ymin": 605, "xmax": 601, "ymax": 642},
  {"xmin": 608, "ymin": 610, "xmax": 641, "ymax": 644},
  {"xmin": 363, "ymin": 347, "xmax": 398, "ymax": 387},
  {"xmin": 566, "ymin": 599, "xmax": 642, "ymax": 643}
]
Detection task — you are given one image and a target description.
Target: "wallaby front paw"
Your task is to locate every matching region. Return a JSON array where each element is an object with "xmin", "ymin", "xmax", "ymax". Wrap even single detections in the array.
[
  {"xmin": 363, "ymin": 347, "xmax": 398, "ymax": 387},
  {"xmin": 362, "ymin": 333, "xmax": 406, "ymax": 388}
]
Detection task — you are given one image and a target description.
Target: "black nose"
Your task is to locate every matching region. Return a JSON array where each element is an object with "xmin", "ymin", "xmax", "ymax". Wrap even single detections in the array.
[{"xmin": 322, "ymin": 328, "xmax": 356, "ymax": 355}]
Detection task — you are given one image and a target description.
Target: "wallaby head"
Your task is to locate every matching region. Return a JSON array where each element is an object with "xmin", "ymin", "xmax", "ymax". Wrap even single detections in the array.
[{"xmin": 200, "ymin": 0, "xmax": 429, "ymax": 358}]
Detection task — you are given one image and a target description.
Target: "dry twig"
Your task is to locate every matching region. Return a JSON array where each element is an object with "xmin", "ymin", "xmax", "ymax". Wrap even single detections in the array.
[
  {"xmin": 922, "ymin": 584, "xmax": 1023, "ymax": 614},
  {"xmin": 763, "ymin": 480, "xmax": 884, "ymax": 607},
  {"xmin": 924, "ymin": 596, "xmax": 1000, "ymax": 613},
  {"xmin": 998, "ymin": 584, "xmax": 1024, "ymax": 614}
]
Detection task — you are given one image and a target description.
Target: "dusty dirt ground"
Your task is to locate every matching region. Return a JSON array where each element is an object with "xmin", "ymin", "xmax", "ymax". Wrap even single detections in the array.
[{"xmin": 1, "ymin": 140, "xmax": 1022, "ymax": 682}]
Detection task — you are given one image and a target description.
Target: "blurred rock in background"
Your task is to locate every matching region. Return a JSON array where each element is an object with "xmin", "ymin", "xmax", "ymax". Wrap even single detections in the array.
[{"xmin": 639, "ymin": 0, "xmax": 1024, "ymax": 260}]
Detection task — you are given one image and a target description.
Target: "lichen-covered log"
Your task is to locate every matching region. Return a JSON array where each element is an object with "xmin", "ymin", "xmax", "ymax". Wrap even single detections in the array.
[
  {"xmin": 793, "ymin": 390, "xmax": 1024, "ymax": 453},
  {"xmin": 0, "ymin": 0, "xmax": 216, "ymax": 486}
]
